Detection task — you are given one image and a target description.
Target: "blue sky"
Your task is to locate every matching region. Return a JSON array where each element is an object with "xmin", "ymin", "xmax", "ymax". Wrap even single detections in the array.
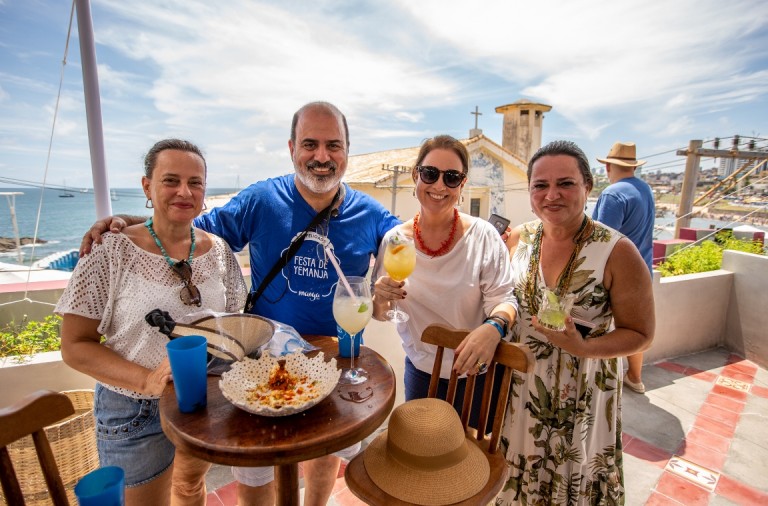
[{"xmin": 1, "ymin": 0, "xmax": 767, "ymax": 189}]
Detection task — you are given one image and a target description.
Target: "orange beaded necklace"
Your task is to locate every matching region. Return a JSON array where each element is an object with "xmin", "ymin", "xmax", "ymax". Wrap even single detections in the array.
[{"xmin": 413, "ymin": 208, "xmax": 459, "ymax": 257}]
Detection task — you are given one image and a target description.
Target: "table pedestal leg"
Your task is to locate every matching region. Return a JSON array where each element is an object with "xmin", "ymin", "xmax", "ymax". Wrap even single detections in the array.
[{"xmin": 275, "ymin": 463, "xmax": 300, "ymax": 506}]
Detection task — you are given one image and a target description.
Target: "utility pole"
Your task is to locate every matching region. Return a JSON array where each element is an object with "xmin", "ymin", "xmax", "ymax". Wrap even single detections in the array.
[
  {"xmin": 675, "ymin": 140, "xmax": 702, "ymax": 238},
  {"xmin": 381, "ymin": 164, "xmax": 411, "ymax": 216},
  {"xmin": 674, "ymin": 138, "xmax": 768, "ymax": 238}
]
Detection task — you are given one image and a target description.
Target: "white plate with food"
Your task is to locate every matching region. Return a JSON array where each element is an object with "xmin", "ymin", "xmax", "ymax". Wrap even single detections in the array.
[{"xmin": 219, "ymin": 352, "xmax": 340, "ymax": 416}]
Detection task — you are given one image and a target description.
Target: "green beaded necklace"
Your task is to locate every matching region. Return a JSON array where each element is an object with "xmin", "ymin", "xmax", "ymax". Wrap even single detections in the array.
[
  {"xmin": 144, "ymin": 217, "xmax": 196, "ymax": 267},
  {"xmin": 525, "ymin": 215, "xmax": 594, "ymax": 315}
]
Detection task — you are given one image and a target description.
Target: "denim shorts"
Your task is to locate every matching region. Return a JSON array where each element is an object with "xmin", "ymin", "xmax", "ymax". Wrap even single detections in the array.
[{"xmin": 94, "ymin": 383, "xmax": 175, "ymax": 487}]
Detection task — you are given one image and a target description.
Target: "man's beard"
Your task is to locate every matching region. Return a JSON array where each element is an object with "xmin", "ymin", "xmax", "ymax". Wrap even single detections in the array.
[{"xmin": 295, "ymin": 160, "xmax": 344, "ymax": 194}]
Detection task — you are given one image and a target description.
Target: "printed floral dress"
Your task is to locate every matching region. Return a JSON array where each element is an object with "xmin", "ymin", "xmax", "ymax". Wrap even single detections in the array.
[{"xmin": 496, "ymin": 217, "xmax": 625, "ymax": 506}]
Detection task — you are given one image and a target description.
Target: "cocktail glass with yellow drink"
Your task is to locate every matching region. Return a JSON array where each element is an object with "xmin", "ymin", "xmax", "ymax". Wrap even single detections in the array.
[
  {"xmin": 383, "ymin": 232, "xmax": 416, "ymax": 323},
  {"xmin": 333, "ymin": 276, "xmax": 373, "ymax": 384},
  {"xmin": 537, "ymin": 288, "xmax": 575, "ymax": 331}
]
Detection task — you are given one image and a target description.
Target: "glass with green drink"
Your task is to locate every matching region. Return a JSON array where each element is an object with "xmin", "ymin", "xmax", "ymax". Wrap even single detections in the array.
[{"xmin": 537, "ymin": 288, "xmax": 575, "ymax": 331}]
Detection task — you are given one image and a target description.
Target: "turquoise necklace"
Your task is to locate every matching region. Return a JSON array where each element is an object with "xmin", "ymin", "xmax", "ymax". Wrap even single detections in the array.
[{"xmin": 144, "ymin": 217, "xmax": 196, "ymax": 267}]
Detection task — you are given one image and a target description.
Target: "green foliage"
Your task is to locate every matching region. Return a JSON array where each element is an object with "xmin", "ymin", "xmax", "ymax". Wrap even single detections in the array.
[
  {"xmin": 657, "ymin": 232, "xmax": 765, "ymax": 277},
  {"xmin": 0, "ymin": 315, "xmax": 62, "ymax": 362},
  {"xmin": 719, "ymin": 233, "xmax": 764, "ymax": 255}
]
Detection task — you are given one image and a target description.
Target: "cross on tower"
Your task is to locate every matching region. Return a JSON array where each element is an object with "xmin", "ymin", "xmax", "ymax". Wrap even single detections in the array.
[{"xmin": 471, "ymin": 106, "xmax": 482, "ymax": 129}]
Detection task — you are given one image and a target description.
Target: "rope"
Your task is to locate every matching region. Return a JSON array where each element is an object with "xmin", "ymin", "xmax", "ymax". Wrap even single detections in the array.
[{"xmin": 9, "ymin": 0, "xmax": 75, "ymax": 302}]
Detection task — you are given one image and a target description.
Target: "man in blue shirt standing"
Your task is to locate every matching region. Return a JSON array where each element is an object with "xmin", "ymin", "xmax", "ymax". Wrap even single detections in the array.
[{"xmin": 592, "ymin": 141, "xmax": 655, "ymax": 394}]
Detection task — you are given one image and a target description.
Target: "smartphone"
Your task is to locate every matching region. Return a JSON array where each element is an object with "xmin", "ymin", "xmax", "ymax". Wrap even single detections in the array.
[
  {"xmin": 488, "ymin": 213, "xmax": 511, "ymax": 235},
  {"xmin": 573, "ymin": 318, "xmax": 596, "ymax": 338}
]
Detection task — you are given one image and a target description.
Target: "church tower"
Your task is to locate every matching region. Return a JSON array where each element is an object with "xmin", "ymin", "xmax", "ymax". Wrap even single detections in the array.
[{"xmin": 495, "ymin": 99, "xmax": 552, "ymax": 163}]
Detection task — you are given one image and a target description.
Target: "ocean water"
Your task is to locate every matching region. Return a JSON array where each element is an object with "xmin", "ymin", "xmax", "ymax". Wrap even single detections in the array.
[
  {"xmin": 2, "ymin": 188, "xmax": 764, "ymax": 266},
  {"xmin": 0, "ymin": 187, "xmax": 238, "ymax": 265}
]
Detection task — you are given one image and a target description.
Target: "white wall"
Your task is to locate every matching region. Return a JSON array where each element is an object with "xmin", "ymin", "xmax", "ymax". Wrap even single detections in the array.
[
  {"xmin": 722, "ymin": 250, "xmax": 768, "ymax": 367},
  {"xmin": 645, "ymin": 250, "xmax": 768, "ymax": 369},
  {"xmin": 646, "ymin": 269, "xmax": 733, "ymax": 364},
  {"xmin": 0, "ymin": 351, "xmax": 95, "ymax": 407}
]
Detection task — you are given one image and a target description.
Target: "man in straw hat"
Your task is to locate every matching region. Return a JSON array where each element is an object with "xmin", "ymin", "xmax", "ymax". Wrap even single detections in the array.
[
  {"xmin": 592, "ymin": 141, "xmax": 655, "ymax": 394},
  {"xmin": 363, "ymin": 398, "xmax": 490, "ymax": 505}
]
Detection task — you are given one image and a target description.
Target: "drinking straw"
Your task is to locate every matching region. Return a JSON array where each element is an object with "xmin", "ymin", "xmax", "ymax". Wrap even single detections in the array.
[{"xmin": 323, "ymin": 244, "xmax": 357, "ymax": 300}]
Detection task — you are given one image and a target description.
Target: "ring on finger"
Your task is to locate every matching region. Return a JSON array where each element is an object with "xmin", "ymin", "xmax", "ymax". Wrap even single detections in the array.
[{"xmin": 475, "ymin": 359, "xmax": 488, "ymax": 374}]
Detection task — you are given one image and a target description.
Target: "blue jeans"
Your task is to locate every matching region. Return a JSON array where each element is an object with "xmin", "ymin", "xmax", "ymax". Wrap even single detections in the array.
[
  {"xmin": 404, "ymin": 357, "xmax": 506, "ymax": 434},
  {"xmin": 93, "ymin": 384, "xmax": 175, "ymax": 487}
]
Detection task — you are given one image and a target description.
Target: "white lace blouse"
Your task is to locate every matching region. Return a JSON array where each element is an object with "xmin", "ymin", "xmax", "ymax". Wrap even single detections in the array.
[{"xmin": 55, "ymin": 232, "xmax": 247, "ymax": 398}]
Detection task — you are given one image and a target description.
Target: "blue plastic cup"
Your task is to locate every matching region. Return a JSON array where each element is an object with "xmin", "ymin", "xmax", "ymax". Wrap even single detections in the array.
[
  {"xmin": 166, "ymin": 335, "xmax": 208, "ymax": 413},
  {"xmin": 74, "ymin": 466, "xmax": 125, "ymax": 506},
  {"xmin": 337, "ymin": 324, "xmax": 363, "ymax": 358}
]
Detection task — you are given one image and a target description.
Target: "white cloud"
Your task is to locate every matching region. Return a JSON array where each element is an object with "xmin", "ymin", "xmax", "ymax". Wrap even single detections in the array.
[
  {"xmin": 395, "ymin": 0, "xmax": 768, "ymax": 139},
  {"xmin": 2, "ymin": 0, "xmax": 766, "ymax": 187}
]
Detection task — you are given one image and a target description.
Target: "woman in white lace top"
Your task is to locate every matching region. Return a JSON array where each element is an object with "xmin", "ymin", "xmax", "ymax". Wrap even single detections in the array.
[{"xmin": 56, "ymin": 139, "xmax": 246, "ymax": 506}]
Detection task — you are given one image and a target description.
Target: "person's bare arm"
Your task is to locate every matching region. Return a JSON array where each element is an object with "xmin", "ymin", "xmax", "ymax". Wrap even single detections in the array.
[
  {"xmin": 60, "ymin": 313, "xmax": 172, "ymax": 396},
  {"xmin": 505, "ymin": 225, "xmax": 523, "ymax": 256},
  {"xmin": 533, "ymin": 238, "xmax": 655, "ymax": 358},
  {"xmin": 79, "ymin": 215, "xmax": 147, "ymax": 256}
]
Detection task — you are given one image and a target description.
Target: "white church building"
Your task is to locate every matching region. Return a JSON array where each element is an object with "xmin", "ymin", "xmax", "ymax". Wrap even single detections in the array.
[{"xmin": 343, "ymin": 99, "xmax": 552, "ymax": 227}]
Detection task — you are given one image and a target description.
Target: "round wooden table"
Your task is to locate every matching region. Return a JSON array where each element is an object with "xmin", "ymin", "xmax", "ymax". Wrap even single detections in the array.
[{"xmin": 160, "ymin": 336, "xmax": 396, "ymax": 506}]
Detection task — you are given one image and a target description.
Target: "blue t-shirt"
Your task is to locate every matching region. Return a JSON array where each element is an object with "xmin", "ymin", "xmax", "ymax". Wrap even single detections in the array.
[
  {"xmin": 195, "ymin": 174, "xmax": 400, "ymax": 335},
  {"xmin": 592, "ymin": 176, "xmax": 655, "ymax": 274}
]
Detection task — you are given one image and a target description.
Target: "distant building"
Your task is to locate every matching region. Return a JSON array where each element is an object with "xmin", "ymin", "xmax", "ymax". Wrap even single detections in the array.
[{"xmin": 344, "ymin": 99, "xmax": 552, "ymax": 225}]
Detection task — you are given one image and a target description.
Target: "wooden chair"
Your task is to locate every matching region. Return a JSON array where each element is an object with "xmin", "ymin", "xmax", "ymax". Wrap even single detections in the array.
[
  {"xmin": 345, "ymin": 323, "xmax": 534, "ymax": 505},
  {"xmin": 0, "ymin": 390, "xmax": 76, "ymax": 506}
]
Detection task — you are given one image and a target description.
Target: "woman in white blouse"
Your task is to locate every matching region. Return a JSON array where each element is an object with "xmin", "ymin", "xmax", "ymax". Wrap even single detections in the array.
[
  {"xmin": 371, "ymin": 134, "xmax": 517, "ymax": 431},
  {"xmin": 56, "ymin": 139, "xmax": 246, "ymax": 506}
]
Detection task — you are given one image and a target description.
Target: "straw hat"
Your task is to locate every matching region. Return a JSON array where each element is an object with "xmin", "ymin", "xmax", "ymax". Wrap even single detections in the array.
[
  {"xmin": 597, "ymin": 141, "xmax": 646, "ymax": 167},
  {"xmin": 363, "ymin": 398, "xmax": 490, "ymax": 505}
]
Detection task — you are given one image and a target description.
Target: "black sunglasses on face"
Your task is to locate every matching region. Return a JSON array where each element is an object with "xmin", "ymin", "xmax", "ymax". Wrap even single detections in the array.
[
  {"xmin": 416, "ymin": 165, "xmax": 466, "ymax": 188},
  {"xmin": 171, "ymin": 260, "xmax": 202, "ymax": 307}
]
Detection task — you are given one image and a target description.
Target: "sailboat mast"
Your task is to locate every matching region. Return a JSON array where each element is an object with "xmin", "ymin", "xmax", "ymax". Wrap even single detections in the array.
[{"xmin": 75, "ymin": 0, "xmax": 112, "ymax": 219}]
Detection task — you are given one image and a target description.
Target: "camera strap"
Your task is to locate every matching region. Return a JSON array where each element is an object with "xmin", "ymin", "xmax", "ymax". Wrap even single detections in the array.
[{"xmin": 245, "ymin": 187, "xmax": 341, "ymax": 312}]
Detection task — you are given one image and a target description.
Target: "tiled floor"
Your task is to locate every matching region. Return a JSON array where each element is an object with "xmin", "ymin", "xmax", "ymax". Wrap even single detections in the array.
[{"xmin": 205, "ymin": 347, "xmax": 768, "ymax": 505}]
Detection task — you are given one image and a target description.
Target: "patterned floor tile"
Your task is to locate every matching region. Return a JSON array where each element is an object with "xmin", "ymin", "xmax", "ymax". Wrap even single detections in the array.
[
  {"xmin": 716, "ymin": 375, "xmax": 752, "ymax": 392},
  {"xmin": 665, "ymin": 456, "xmax": 719, "ymax": 492}
]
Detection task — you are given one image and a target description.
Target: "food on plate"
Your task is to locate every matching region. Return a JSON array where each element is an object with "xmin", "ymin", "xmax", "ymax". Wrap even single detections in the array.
[{"xmin": 245, "ymin": 360, "xmax": 321, "ymax": 409}]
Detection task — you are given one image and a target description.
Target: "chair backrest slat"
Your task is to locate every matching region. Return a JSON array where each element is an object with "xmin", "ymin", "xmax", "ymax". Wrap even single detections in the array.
[
  {"xmin": 421, "ymin": 323, "xmax": 533, "ymax": 454},
  {"xmin": 0, "ymin": 390, "xmax": 75, "ymax": 506}
]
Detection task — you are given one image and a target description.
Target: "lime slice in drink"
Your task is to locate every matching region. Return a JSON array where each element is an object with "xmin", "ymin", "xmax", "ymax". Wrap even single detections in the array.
[
  {"xmin": 546, "ymin": 290, "xmax": 560, "ymax": 307},
  {"xmin": 358, "ymin": 302, "xmax": 369, "ymax": 313}
]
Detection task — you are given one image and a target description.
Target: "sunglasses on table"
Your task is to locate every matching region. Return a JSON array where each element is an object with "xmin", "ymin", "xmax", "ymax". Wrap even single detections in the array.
[
  {"xmin": 171, "ymin": 259, "xmax": 202, "ymax": 307},
  {"xmin": 416, "ymin": 165, "xmax": 466, "ymax": 188}
]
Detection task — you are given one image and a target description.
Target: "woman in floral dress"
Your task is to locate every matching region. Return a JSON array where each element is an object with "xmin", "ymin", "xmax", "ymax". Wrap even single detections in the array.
[{"xmin": 497, "ymin": 140, "xmax": 655, "ymax": 505}]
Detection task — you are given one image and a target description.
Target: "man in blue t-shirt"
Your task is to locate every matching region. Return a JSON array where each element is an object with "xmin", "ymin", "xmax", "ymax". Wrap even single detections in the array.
[
  {"xmin": 199, "ymin": 102, "xmax": 399, "ymax": 504},
  {"xmin": 592, "ymin": 141, "xmax": 655, "ymax": 395},
  {"xmin": 81, "ymin": 102, "xmax": 400, "ymax": 505},
  {"xmin": 196, "ymin": 104, "xmax": 398, "ymax": 337}
]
